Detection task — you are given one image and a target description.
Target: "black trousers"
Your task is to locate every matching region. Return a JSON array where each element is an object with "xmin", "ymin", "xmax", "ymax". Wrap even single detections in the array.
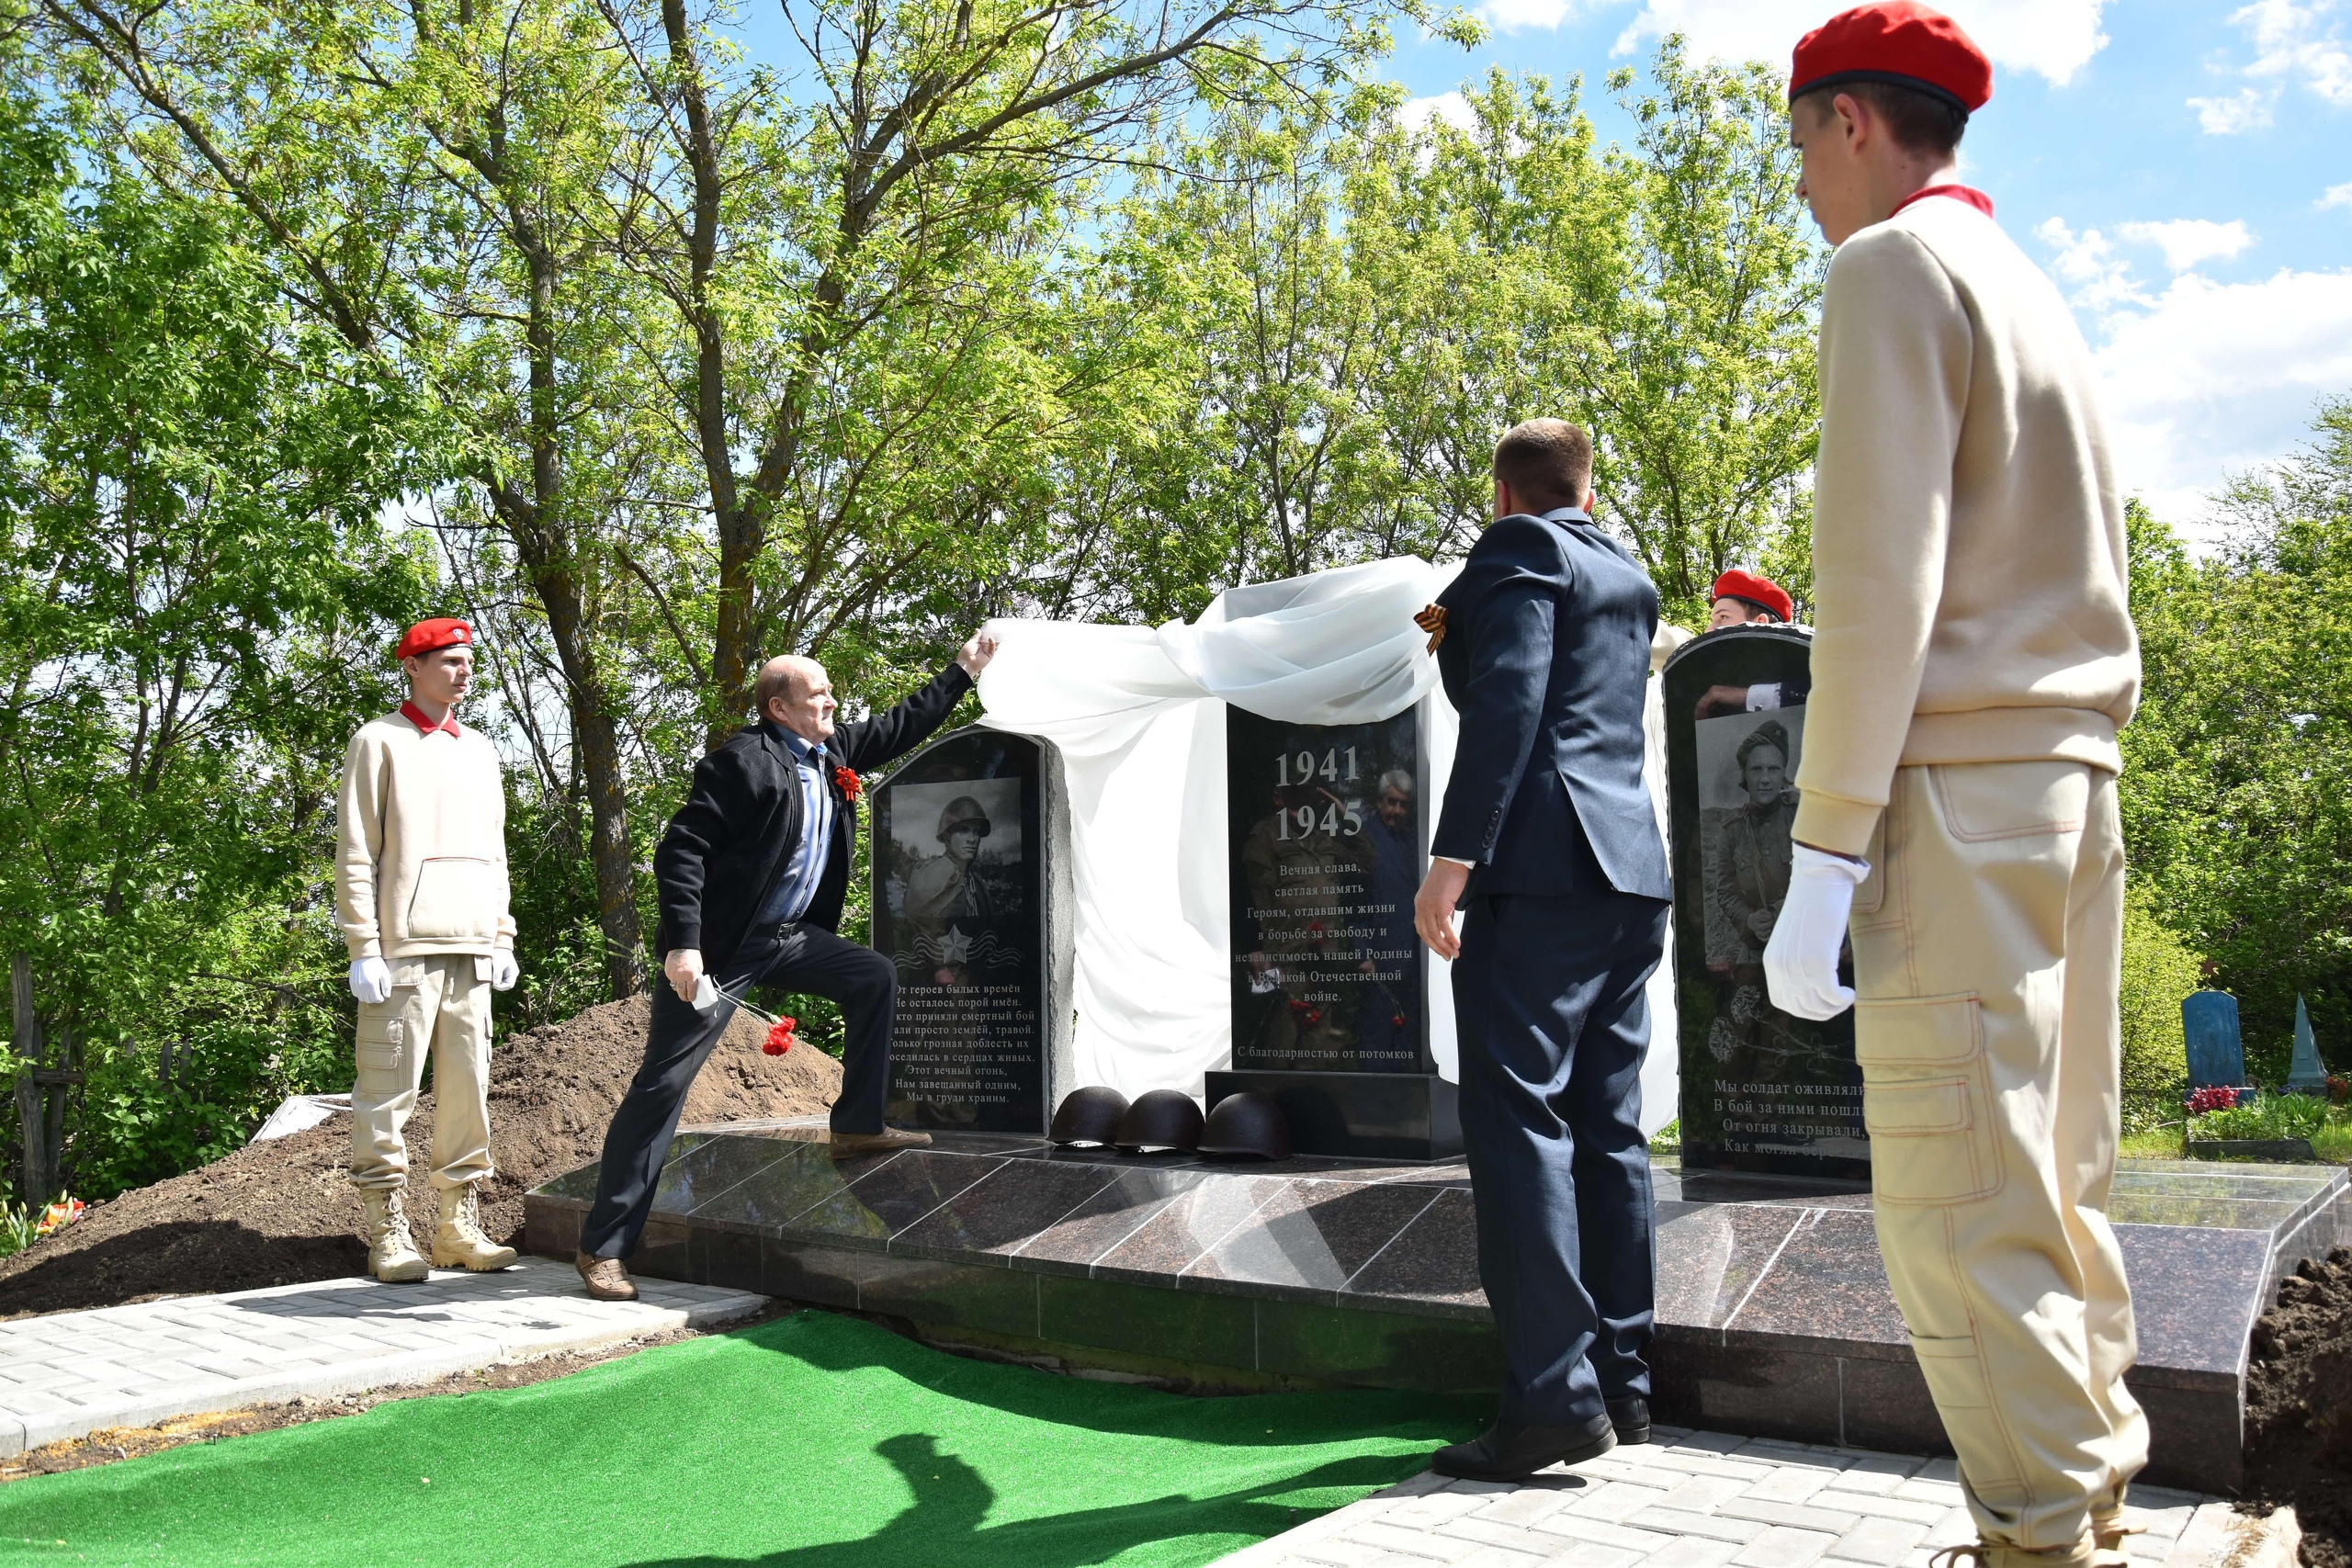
[
  {"xmin": 580, "ymin": 923, "xmax": 896, "ymax": 1260},
  {"xmin": 1453, "ymin": 886, "xmax": 1668, "ymax": 1428}
]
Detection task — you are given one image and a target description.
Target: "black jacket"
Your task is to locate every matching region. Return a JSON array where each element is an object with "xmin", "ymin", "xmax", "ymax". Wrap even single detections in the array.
[
  {"xmin": 653, "ymin": 662, "xmax": 973, "ymax": 965},
  {"xmin": 1430, "ymin": 508, "xmax": 1669, "ymax": 901}
]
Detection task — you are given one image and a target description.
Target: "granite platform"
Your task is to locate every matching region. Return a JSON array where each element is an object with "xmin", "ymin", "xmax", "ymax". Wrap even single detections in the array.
[{"xmin": 524, "ymin": 1130, "xmax": 2348, "ymax": 1495}]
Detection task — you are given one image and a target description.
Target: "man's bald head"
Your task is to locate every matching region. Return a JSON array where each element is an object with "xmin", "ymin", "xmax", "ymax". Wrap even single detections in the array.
[{"xmin": 755, "ymin": 654, "xmax": 837, "ymax": 742}]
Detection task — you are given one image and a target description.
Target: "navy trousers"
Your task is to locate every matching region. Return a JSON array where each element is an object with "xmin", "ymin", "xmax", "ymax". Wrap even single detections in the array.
[
  {"xmin": 579, "ymin": 922, "xmax": 896, "ymax": 1261},
  {"xmin": 1453, "ymin": 886, "xmax": 1668, "ymax": 1428}
]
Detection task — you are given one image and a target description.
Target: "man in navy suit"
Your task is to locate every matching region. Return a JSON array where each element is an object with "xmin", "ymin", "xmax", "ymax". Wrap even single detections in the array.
[{"xmin": 1414, "ymin": 419, "xmax": 1672, "ymax": 1479}]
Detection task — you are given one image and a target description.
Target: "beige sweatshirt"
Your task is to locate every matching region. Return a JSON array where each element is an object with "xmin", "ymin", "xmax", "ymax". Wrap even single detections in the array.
[
  {"xmin": 1792, "ymin": 192, "xmax": 2141, "ymax": 858},
  {"xmin": 335, "ymin": 711, "xmax": 514, "ymax": 961}
]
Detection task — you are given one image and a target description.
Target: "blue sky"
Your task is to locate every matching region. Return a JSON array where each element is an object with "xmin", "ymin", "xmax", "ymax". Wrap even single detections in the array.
[
  {"xmin": 1395, "ymin": 1, "xmax": 2352, "ymax": 542},
  {"xmin": 735, "ymin": 2, "xmax": 2352, "ymax": 545}
]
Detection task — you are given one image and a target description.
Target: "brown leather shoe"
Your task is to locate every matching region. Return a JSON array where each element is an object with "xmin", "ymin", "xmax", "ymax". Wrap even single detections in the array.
[
  {"xmin": 575, "ymin": 1250, "xmax": 638, "ymax": 1302},
  {"xmin": 829, "ymin": 1127, "xmax": 933, "ymax": 1159}
]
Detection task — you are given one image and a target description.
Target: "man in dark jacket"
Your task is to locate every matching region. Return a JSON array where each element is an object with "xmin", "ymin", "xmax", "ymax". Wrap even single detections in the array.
[
  {"xmin": 1413, "ymin": 419, "xmax": 1671, "ymax": 1479},
  {"xmin": 575, "ymin": 633, "xmax": 996, "ymax": 1301}
]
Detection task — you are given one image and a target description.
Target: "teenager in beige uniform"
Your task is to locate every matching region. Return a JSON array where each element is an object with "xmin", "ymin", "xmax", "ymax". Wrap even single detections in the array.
[
  {"xmin": 336, "ymin": 617, "xmax": 521, "ymax": 1282},
  {"xmin": 1763, "ymin": 7, "xmax": 2145, "ymax": 1567}
]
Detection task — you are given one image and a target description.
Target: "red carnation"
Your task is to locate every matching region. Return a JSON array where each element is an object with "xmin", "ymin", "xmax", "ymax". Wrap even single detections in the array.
[
  {"xmin": 834, "ymin": 766, "xmax": 862, "ymax": 802},
  {"xmin": 763, "ymin": 1017, "xmax": 797, "ymax": 1056},
  {"xmin": 1305, "ymin": 1010, "xmax": 1321, "ymax": 1024},
  {"xmin": 1392, "ymin": 1013, "xmax": 1407, "ymax": 1028}
]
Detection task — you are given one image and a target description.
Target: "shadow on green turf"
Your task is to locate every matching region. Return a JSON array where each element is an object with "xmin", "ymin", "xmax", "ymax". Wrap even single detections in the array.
[{"xmin": 622, "ymin": 1431, "xmax": 1417, "ymax": 1568}]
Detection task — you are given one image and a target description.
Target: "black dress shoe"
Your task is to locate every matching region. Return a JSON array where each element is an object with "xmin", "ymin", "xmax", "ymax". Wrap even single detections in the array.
[
  {"xmin": 1607, "ymin": 1396, "xmax": 1651, "ymax": 1445},
  {"xmin": 1431, "ymin": 1416, "xmax": 1615, "ymax": 1480}
]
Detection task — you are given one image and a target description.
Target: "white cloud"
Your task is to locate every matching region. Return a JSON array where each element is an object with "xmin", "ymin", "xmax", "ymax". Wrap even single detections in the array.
[
  {"xmin": 2087, "ymin": 268, "xmax": 2352, "ymax": 537},
  {"xmin": 1400, "ymin": 91, "xmax": 1478, "ymax": 136},
  {"xmin": 2034, "ymin": 218, "xmax": 2147, "ymax": 313},
  {"xmin": 2114, "ymin": 219, "xmax": 2256, "ymax": 272},
  {"xmin": 2319, "ymin": 181, "xmax": 2352, "ymax": 209},
  {"xmin": 2232, "ymin": 0, "xmax": 2352, "ymax": 103},
  {"xmin": 2192, "ymin": 2, "xmax": 2352, "ymax": 129},
  {"xmin": 1477, "ymin": 0, "xmax": 1576, "ymax": 31},
  {"xmin": 2030, "ymin": 216, "xmax": 2347, "ymax": 542},
  {"xmin": 1601, "ymin": 0, "xmax": 2109, "ymax": 86},
  {"xmin": 2188, "ymin": 85, "xmax": 2278, "ymax": 132}
]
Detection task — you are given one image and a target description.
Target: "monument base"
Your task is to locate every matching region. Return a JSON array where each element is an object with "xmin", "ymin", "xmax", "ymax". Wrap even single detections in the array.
[
  {"xmin": 1205, "ymin": 1069, "xmax": 1460, "ymax": 1160},
  {"xmin": 527, "ymin": 1132, "xmax": 2347, "ymax": 1495}
]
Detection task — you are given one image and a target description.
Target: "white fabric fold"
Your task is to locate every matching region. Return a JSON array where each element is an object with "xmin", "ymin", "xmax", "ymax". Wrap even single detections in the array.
[{"xmin": 974, "ymin": 554, "xmax": 1679, "ymax": 1137}]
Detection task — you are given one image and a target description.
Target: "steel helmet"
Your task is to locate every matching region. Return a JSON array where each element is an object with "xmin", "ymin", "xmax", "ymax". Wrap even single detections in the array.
[
  {"xmin": 1199, "ymin": 1091, "xmax": 1292, "ymax": 1160},
  {"xmin": 1049, "ymin": 1086, "xmax": 1129, "ymax": 1147},
  {"xmin": 1114, "ymin": 1089, "xmax": 1204, "ymax": 1154},
  {"xmin": 936, "ymin": 795, "xmax": 993, "ymax": 839}
]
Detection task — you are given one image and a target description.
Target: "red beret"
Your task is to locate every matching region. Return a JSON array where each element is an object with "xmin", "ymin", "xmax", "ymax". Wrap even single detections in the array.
[
  {"xmin": 394, "ymin": 617, "xmax": 474, "ymax": 660},
  {"xmin": 1712, "ymin": 570, "xmax": 1794, "ymax": 624},
  {"xmin": 1791, "ymin": 3, "xmax": 1992, "ymax": 115}
]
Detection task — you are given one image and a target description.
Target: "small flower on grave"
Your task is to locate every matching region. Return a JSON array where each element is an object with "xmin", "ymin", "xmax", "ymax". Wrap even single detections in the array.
[
  {"xmin": 2186, "ymin": 1085, "xmax": 2241, "ymax": 1115},
  {"xmin": 33, "ymin": 1197, "xmax": 81, "ymax": 1238},
  {"xmin": 834, "ymin": 766, "xmax": 862, "ymax": 802},
  {"xmin": 1305, "ymin": 1010, "xmax": 1321, "ymax": 1024},
  {"xmin": 763, "ymin": 1017, "xmax": 797, "ymax": 1056},
  {"xmin": 1287, "ymin": 998, "xmax": 1308, "ymax": 1014},
  {"xmin": 1392, "ymin": 1013, "xmax": 1408, "ymax": 1028}
]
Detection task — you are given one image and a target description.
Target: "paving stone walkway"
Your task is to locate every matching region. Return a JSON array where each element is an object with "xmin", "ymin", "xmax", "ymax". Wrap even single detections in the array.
[
  {"xmin": 1217, "ymin": 1429, "xmax": 2233, "ymax": 1568},
  {"xmin": 0, "ymin": 1258, "xmax": 763, "ymax": 1457}
]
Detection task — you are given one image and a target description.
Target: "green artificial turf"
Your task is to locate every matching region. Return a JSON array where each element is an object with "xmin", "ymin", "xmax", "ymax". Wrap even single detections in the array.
[{"xmin": 0, "ymin": 1309, "xmax": 1487, "ymax": 1567}]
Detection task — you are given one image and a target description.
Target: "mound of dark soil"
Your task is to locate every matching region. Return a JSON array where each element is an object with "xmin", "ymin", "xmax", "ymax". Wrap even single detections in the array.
[
  {"xmin": 0, "ymin": 997, "xmax": 839, "ymax": 1318},
  {"xmin": 2244, "ymin": 1246, "xmax": 2352, "ymax": 1568}
]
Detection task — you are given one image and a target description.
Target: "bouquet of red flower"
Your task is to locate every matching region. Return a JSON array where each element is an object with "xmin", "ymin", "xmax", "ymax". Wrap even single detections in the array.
[
  {"xmin": 2185, "ymin": 1085, "xmax": 2242, "ymax": 1115},
  {"xmin": 763, "ymin": 1017, "xmax": 798, "ymax": 1056}
]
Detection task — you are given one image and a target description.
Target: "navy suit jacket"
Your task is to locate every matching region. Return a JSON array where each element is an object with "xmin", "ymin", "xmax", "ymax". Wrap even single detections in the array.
[{"xmin": 1430, "ymin": 508, "xmax": 1670, "ymax": 902}]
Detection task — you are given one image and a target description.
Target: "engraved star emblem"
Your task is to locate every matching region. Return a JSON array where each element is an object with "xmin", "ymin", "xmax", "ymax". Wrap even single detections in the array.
[{"xmin": 938, "ymin": 927, "xmax": 972, "ymax": 964}]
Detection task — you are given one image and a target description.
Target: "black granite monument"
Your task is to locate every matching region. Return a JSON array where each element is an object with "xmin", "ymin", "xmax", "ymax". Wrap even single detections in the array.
[
  {"xmin": 1660, "ymin": 625, "xmax": 1868, "ymax": 1179},
  {"xmin": 1204, "ymin": 700, "xmax": 1461, "ymax": 1158},
  {"xmin": 873, "ymin": 726, "xmax": 1073, "ymax": 1134}
]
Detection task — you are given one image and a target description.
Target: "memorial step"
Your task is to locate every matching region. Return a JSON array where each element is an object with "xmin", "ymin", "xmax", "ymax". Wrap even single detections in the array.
[{"xmin": 526, "ymin": 1130, "xmax": 2346, "ymax": 1495}]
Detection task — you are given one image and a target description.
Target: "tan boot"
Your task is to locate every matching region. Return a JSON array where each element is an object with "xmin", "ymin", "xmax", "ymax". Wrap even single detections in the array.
[
  {"xmin": 431, "ymin": 1185, "xmax": 518, "ymax": 1271},
  {"xmin": 829, "ymin": 1127, "xmax": 932, "ymax": 1159},
  {"xmin": 576, "ymin": 1250, "xmax": 638, "ymax": 1302},
  {"xmin": 361, "ymin": 1190, "xmax": 429, "ymax": 1282}
]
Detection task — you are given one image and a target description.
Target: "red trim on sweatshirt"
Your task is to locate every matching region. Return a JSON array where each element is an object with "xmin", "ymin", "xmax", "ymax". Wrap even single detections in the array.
[
  {"xmin": 1893, "ymin": 184, "xmax": 1995, "ymax": 220},
  {"xmin": 400, "ymin": 701, "xmax": 462, "ymax": 738}
]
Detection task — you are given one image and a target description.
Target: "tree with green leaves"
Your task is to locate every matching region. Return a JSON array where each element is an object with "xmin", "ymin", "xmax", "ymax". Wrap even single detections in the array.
[
  {"xmin": 2120, "ymin": 410, "xmax": 2352, "ymax": 1080},
  {"xmin": 0, "ymin": 82, "xmax": 427, "ymax": 1192}
]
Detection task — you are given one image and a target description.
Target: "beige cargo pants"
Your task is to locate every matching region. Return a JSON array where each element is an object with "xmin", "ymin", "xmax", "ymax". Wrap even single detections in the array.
[
  {"xmin": 1850, "ymin": 761, "xmax": 2147, "ymax": 1553},
  {"xmin": 349, "ymin": 954, "xmax": 496, "ymax": 1192}
]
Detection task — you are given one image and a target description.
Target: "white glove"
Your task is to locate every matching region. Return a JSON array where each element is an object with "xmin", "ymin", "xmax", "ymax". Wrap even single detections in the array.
[
  {"xmin": 490, "ymin": 950, "xmax": 519, "ymax": 991},
  {"xmin": 348, "ymin": 957, "xmax": 393, "ymax": 1005},
  {"xmin": 1763, "ymin": 844, "xmax": 1869, "ymax": 1021}
]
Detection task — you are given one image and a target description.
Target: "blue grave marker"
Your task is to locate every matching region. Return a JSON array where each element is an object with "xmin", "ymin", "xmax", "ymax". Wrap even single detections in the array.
[
  {"xmin": 2286, "ymin": 994, "xmax": 2329, "ymax": 1092},
  {"xmin": 2182, "ymin": 991, "xmax": 2245, "ymax": 1089}
]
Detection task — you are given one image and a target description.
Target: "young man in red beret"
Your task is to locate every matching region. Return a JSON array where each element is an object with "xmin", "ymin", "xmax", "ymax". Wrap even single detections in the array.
[
  {"xmin": 1695, "ymin": 570, "xmax": 1806, "ymax": 718},
  {"xmin": 335, "ymin": 618, "xmax": 521, "ymax": 1281},
  {"xmin": 1764, "ymin": 6, "xmax": 2145, "ymax": 1565}
]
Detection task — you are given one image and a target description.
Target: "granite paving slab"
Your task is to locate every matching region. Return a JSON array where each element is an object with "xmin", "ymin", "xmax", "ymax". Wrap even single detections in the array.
[
  {"xmin": 0, "ymin": 1259, "xmax": 763, "ymax": 1458},
  {"xmin": 1210, "ymin": 1433, "xmax": 2233, "ymax": 1568}
]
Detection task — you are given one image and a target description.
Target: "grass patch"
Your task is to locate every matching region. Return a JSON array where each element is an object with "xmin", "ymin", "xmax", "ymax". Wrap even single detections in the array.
[{"xmin": 0, "ymin": 1309, "xmax": 1485, "ymax": 1568}]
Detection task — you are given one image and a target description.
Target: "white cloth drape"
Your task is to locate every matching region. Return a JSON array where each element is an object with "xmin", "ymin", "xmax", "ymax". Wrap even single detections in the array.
[{"xmin": 975, "ymin": 555, "xmax": 1681, "ymax": 1136}]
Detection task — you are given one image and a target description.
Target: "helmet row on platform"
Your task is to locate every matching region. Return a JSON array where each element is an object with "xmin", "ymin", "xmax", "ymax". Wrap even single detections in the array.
[{"xmin": 1047, "ymin": 1086, "xmax": 1292, "ymax": 1160}]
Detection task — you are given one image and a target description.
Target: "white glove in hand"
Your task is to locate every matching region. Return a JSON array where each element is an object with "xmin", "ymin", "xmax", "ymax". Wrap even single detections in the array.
[
  {"xmin": 348, "ymin": 957, "xmax": 393, "ymax": 1006},
  {"xmin": 1763, "ymin": 844, "xmax": 1870, "ymax": 1021},
  {"xmin": 490, "ymin": 951, "xmax": 519, "ymax": 992}
]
